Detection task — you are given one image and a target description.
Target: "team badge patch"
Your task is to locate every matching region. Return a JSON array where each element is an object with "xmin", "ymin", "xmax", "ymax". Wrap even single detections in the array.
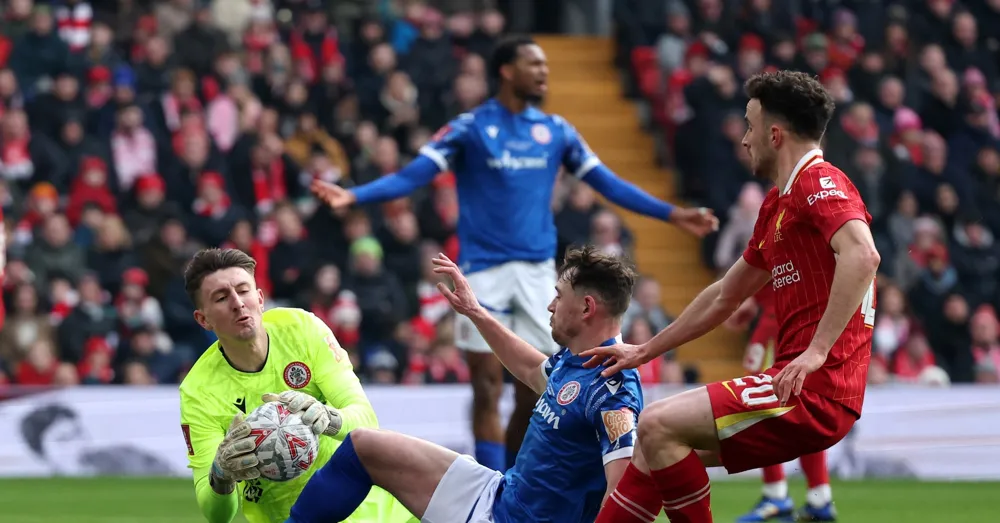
[
  {"xmin": 557, "ymin": 381, "xmax": 581, "ymax": 405},
  {"xmin": 283, "ymin": 362, "xmax": 312, "ymax": 389},
  {"xmin": 601, "ymin": 407, "xmax": 635, "ymax": 442},
  {"xmin": 531, "ymin": 124, "xmax": 551, "ymax": 144},
  {"xmin": 181, "ymin": 424, "xmax": 194, "ymax": 455}
]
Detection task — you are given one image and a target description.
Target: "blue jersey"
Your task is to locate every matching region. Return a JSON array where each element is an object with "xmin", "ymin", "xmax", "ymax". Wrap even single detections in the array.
[
  {"xmin": 420, "ymin": 99, "xmax": 599, "ymax": 273},
  {"xmin": 492, "ymin": 338, "xmax": 643, "ymax": 523}
]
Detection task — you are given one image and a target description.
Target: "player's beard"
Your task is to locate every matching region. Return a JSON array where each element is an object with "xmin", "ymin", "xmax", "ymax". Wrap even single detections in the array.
[{"xmin": 751, "ymin": 147, "xmax": 778, "ymax": 180}]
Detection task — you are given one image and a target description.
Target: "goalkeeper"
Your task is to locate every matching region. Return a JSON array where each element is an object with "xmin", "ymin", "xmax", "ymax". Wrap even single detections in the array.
[{"xmin": 178, "ymin": 248, "xmax": 416, "ymax": 523}]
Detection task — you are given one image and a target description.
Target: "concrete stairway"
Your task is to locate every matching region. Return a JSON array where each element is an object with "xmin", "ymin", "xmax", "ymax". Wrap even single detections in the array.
[{"xmin": 535, "ymin": 36, "xmax": 746, "ymax": 382}]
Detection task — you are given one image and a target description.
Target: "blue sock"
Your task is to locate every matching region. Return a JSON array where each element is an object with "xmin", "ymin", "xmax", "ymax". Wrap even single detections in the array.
[
  {"xmin": 505, "ymin": 448, "xmax": 518, "ymax": 471},
  {"xmin": 474, "ymin": 440, "xmax": 506, "ymax": 471},
  {"xmin": 287, "ymin": 434, "xmax": 373, "ymax": 523}
]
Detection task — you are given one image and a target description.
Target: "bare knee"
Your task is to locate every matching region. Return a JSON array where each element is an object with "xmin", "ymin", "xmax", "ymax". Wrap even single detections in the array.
[
  {"xmin": 637, "ymin": 400, "xmax": 679, "ymax": 443},
  {"xmin": 349, "ymin": 428, "xmax": 381, "ymax": 463}
]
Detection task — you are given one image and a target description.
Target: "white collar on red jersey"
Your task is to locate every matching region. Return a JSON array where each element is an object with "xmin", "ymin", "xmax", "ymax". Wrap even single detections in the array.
[{"xmin": 781, "ymin": 148, "xmax": 825, "ymax": 195}]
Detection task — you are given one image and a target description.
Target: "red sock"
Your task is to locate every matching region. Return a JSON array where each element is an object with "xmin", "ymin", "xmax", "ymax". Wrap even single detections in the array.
[
  {"xmin": 649, "ymin": 450, "xmax": 713, "ymax": 523},
  {"xmin": 596, "ymin": 462, "xmax": 663, "ymax": 522},
  {"xmin": 762, "ymin": 464, "xmax": 785, "ymax": 484},
  {"xmin": 799, "ymin": 451, "xmax": 829, "ymax": 488}
]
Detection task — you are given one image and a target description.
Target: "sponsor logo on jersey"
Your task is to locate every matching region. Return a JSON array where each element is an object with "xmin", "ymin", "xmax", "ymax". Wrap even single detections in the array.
[
  {"xmin": 531, "ymin": 123, "xmax": 551, "ymax": 144},
  {"xmin": 283, "ymin": 362, "xmax": 312, "ymax": 389},
  {"xmin": 181, "ymin": 424, "xmax": 194, "ymax": 455},
  {"xmin": 772, "ymin": 260, "xmax": 801, "ymax": 290},
  {"xmin": 486, "ymin": 125, "xmax": 498, "ymax": 139},
  {"xmin": 486, "ymin": 150, "xmax": 549, "ymax": 170},
  {"xmin": 325, "ymin": 334, "xmax": 344, "ymax": 362},
  {"xmin": 234, "ymin": 396, "xmax": 246, "ymax": 414},
  {"xmin": 819, "ymin": 176, "xmax": 836, "ymax": 189},
  {"xmin": 604, "ymin": 377, "xmax": 622, "ymax": 395},
  {"xmin": 601, "ymin": 407, "xmax": 635, "ymax": 442},
  {"xmin": 534, "ymin": 395, "xmax": 562, "ymax": 429},
  {"xmin": 807, "ymin": 189, "xmax": 848, "ymax": 206},
  {"xmin": 557, "ymin": 380, "xmax": 581, "ymax": 405}
]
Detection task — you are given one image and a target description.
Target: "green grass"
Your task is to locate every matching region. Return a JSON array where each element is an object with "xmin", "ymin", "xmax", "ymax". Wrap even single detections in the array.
[{"xmin": 0, "ymin": 478, "xmax": 996, "ymax": 522}]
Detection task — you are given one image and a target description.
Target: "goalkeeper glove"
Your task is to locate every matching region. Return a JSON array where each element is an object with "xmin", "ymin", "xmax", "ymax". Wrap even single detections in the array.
[
  {"xmin": 210, "ymin": 414, "xmax": 260, "ymax": 492},
  {"xmin": 261, "ymin": 390, "xmax": 343, "ymax": 437}
]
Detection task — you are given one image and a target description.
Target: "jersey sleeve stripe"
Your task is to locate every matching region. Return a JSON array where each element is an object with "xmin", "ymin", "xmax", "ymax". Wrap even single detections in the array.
[
  {"xmin": 602, "ymin": 445, "xmax": 634, "ymax": 465},
  {"xmin": 419, "ymin": 145, "xmax": 449, "ymax": 171},
  {"xmin": 573, "ymin": 156, "xmax": 601, "ymax": 179}
]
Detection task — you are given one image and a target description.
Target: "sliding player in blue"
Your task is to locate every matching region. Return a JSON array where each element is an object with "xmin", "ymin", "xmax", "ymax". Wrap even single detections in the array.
[
  {"xmin": 311, "ymin": 34, "xmax": 717, "ymax": 473},
  {"xmin": 285, "ymin": 247, "xmax": 651, "ymax": 523}
]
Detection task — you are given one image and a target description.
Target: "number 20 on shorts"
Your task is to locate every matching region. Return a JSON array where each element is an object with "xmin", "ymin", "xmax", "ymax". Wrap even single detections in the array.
[{"xmin": 860, "ymin": 279, "xmax": 876, "ymax": 327}]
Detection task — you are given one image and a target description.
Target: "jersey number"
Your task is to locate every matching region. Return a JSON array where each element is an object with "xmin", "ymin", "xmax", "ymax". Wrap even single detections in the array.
[
  {"xmin": 860, "ymin": 280, "xmax": 876, "ymax": 327},
  {"xmin": 731, "ymin": 374, "xmax": 778, "ymax": 407}
]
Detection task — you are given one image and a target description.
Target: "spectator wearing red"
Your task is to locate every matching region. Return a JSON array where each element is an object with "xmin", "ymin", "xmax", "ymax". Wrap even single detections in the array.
[
  {"xmin": 65, "ymin": 156, "xmax": 116, "ymax": 227},
  {"xmin": 827, "ymin": 8, "xmax": 864, "ymax": 71},
  {"xmin": 971, "ymin": 305, "xmax": 1000, "ymax": 383},
  {"xmin": 77, "ymin": 336, "xmax": 114, "ymax": 385},
  {"xmin": 190, "ymin": 171, "xmax": 243, "ymax": 247},
  {"xmin": 54, "ymin": 0, "xmax": 91, "ymax": 52},
  {"xmin": 891, "ymin": 334, "xmax": 938, "ymax": 382},
  {"xmin": 290, "ymin": 1, "xmax": 343, "ymax": 85},
  {"xmin": 221, "ymin": 219, "xmax": 272, "ymax": 296},
  {"xmin": 14, "ymin": 182, "xmax": 59, "ymax": 246},
  {"xmin": 308, "ymin": 264, "xmax": 361, "ymax": 349},
  {"xmin": 891, "ymin": 107, "xmax": 925, "ymax": 167},
  {"xmin": 116, "ymin": 267, "xmax": 163, "ymax": 334},
  {"xmin": 15, "ymin": 339, "xmax": 59, "ymax": 385},
  {"xmin": 110, "ymin": 103, "xmax": 157, "ymax": 192}
]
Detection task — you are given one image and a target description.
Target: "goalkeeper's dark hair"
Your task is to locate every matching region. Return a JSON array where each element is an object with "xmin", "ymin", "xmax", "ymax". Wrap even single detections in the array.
[
  {"xmin": 184, "ymin": 248, "xmax": 257, "ymax": 307},
  {"xmin": 490, "ymin": 34, "xmax": 536, "ymax": 81},
  {"xmin": 744, "ymin": 70, "xmax": 835, "ymax": 142},
  {"xmin": 558, "ymin": 245, "xmax": 637, "ymax": 318}
]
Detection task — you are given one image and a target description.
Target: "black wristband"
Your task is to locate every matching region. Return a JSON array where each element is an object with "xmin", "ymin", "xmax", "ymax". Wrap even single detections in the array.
[{"xmin": 210, "ymin": 473, "xmax": 235, "ymax": 495}]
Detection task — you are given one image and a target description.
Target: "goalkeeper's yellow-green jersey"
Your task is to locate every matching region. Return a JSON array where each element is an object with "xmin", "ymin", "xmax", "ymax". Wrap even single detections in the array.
[{"xmin": 179, "ymin": 307, "xmax": 417, "ymax": 523}]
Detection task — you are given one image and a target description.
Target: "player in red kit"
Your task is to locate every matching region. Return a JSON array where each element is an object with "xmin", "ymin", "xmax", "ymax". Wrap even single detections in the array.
[
  {"xmin": 727, "ymin": 286, "xmax": 836, "ymax": 522},
  {"xmin": 583, "ymin": 71, "xmax": 880, "ymax": 523}
]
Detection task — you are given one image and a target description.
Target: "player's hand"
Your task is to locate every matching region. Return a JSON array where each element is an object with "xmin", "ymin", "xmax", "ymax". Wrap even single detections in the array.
[
  {"xmin": 261, "ymin": 391, "xmax": 343, "ymax": 437},
  {"xmin": 431, "ymin": 253, "xmax": 483, "ymax": 318},
  {"xmin": 580, "ymin": 343, "xmax": 651, "ymax": 377},
  {"xmin": 311, "ymin": 179, "xmax": 356, "ymax": 210},
  {"xmin": 772, "ymin": 346, "xmax": 827, "ymax": 405},
  {"xmin": 669, "ymin": 207, "xmax": 719, "ymax": 238},
  {"xmin": 211, "ymin": 414, "xmax": 260, "ymax": 486}
]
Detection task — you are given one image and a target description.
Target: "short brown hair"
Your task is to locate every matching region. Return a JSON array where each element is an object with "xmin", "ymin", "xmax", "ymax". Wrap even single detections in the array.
[
  {"xmin": 183, "ymin": 248, "xmax": 256, "ymax": 307},
  {"xmin": 558, "ymin": 245, "xmax": 637, "ymax": 318},
  {"xmin": 744, "ymin": 70, "xmax": 835, "ymax": 141}
]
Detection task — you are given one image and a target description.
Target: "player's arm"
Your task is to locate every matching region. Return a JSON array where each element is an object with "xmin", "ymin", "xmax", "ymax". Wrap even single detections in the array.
[
  {"xmin": 348, "ymin": 118, "xmax": 469, "ymax": 204},
  {"xmin": 808, "ymin": 216, "xmax": 880, "ymax": 358},
  {"xmin": 640, "ymin": 257, "xmax": 770, "ymax": 360},
  {"xmin": 588, "ymin": 377, "xmax": 641, "ymax": 504},
  {"xmin": 603, "ymin": 459, "xmax": 630, "ymax": 504},
  {"xmin": 180, "ymin": 395, "xmax": 240, "ymax": 523}
]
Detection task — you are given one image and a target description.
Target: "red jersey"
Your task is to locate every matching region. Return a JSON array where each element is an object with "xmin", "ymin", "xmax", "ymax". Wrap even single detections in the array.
[
  {"xmin": 742, "ymin": 150, "xmax": 874, "ymax": 416},
  {"xmin": 748, "ymin": 284, "xmax": 778, "ymax": 348}
]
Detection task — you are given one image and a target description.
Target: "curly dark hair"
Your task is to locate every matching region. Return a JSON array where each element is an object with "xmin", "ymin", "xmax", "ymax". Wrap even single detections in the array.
[
  {"xmin": 744, "ymin": 70, "xmax": 835, "ymax": 142},
  {"xmin": 558, "ymin": 245, "xmax": 637, "ymax": 318},
  {"xmin": 183, "ymin": 248, "xmax": 257, "ymax": 307}
]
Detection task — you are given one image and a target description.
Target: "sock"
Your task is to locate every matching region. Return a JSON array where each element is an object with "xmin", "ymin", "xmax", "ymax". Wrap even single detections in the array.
[
  {"xmin": 650, "ymin": 450, "xmax": 713, "ymax": 523},
  {"xmin": 799, "ymin": 451, "xmax": 830, "ymax": 489},
  {"xmin": 806, "ymin": 484, "xmax": 832, "ymax": 508},
  {"xmin": 475, "ymin": 440, "xmax": 506, "ymax": 471},
  {"xmin": 761, "ymin": 464, "xmax": 787, "ymax": 499},
  {"xmin": 288, "ymin": 434, "xmax": 373, "ymax": 523},
  {"xmin": 595, "ymin": 462, "xmax": 663, "ymax": 522},
  {"xmin": 506, "ymin": 448, "xmax": 518, "ymax": 471}
]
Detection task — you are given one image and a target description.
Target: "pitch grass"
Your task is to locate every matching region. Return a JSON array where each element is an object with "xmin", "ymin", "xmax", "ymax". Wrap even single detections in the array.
[{"xmin": 0, "ymin": 478, "xmax": 996, "ymax": 522}]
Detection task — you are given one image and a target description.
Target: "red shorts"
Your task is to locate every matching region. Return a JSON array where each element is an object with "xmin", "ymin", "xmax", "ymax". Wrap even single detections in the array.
[{"xmin": 707, "ymin": 369, "xmax": 857, "ymax": 474}]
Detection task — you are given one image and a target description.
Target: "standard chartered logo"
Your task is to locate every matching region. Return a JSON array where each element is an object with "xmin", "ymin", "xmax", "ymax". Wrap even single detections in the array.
[
  {"xmin": 772, "ymin": 260, "xmax": 801, "ymax": 290},
  {"xmin": 487, "ymin": 150, "xmax": 548, "ymax": 170}
]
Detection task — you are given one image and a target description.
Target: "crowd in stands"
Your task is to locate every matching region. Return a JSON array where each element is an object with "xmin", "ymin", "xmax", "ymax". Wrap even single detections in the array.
[
  {"xmin": 0, "ymin": 0, "xmax": 675, "ymax": 388},
  {"xmin": 617, "ymin": 0, "xmax": 1000, "ymax": 385}
]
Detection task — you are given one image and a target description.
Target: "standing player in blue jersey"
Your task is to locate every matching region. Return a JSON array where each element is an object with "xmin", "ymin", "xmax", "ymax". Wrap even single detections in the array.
[
  {"xmin": 312, "ymin": 35, "xmax": 717, "ymax": 472},
  {"xmin": 283, "ymin": 247, "xmax": 648, "ymax": 523}
]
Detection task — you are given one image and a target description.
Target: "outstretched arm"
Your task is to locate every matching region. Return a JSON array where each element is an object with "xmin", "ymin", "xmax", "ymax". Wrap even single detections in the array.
[
  {"xmin": 431, "ymin": 254, "xmax": 548, "ymax": 393},
  {"xmin": 581, "ymin": 164, "xmax": 675, "ymax": 221},
  {"xmin": 350, "ymin": 156, "xmax": 442, "ymax": 204}
]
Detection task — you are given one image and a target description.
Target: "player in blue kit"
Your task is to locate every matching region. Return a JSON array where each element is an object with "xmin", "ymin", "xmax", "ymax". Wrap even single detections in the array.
[
  {"xmin": 311, "ymin": 35, "xmax": 717, "ymax": 472},
  {"xmin": 284, "ymin": 247, "xmax": 644, "ymax": 523}
]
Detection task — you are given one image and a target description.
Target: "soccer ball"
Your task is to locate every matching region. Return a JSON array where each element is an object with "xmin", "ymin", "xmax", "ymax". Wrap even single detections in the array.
[{"xmin": 244, "ymin": 401, "xmax": 319, "ymax": 482}]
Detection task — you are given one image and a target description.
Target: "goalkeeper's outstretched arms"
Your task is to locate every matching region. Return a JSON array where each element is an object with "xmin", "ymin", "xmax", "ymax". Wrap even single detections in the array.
[{"xmin": 263, "ymin": 311, "xmax": 378, "ymax": 438}]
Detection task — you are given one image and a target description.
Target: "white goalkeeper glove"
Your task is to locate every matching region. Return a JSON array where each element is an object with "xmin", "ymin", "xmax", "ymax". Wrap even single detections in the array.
[
  {"xmin": 261, "ymin": 390, "xmax": 343, "ymax": 437},
  {"xmin": 210, "ymin": 414, "xmax": 260, "ymax": 492}
]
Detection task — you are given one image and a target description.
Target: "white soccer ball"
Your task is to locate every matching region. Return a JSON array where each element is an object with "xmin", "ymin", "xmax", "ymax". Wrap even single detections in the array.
[{"xmin": 245, "ymin": 401, "xmax": 319, "ymax": 482}]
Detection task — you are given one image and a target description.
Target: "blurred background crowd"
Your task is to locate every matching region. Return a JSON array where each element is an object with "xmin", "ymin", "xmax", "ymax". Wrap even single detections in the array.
[
  {"xmin": 617, "ymin": 0, "xmax": 1000, "ymax": 386},
  {"xmin": 2, "ymin": 0, "xmax": 999, "ymax": 390}
]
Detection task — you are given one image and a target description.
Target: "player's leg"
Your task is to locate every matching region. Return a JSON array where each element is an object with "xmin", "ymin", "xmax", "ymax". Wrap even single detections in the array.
[
  {"xmin": 455, "ymin": 264, "xmax": 516, "ymax": 471},
  {"xmin": 736, "ymin": 464, "xmax": 795, "ymax": 523},
  {"xmin": 596, "ymin": 441, "xmax": 664, "ymax": 522},
  {"xmin": 288, "ymin": 429, "xmax": 461, "ymax": 522},
  {"xmin": 794, "ymin": 450, "xmax": 837, "ymax": 521},
  {"xmin": 634, "ymin": 385, "xmax": 719, "ymax": 523},
  {"xmin": 506, "ymin": 260, "xmax": 559, "ymax": 468}
]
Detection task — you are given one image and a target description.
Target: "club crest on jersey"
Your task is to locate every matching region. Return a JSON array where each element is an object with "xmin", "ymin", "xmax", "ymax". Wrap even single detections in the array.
[
  {"xmin": 283, "ymin": 362, "xmax": 311, "ymax": 389},
  {"xmin": 601, "ymin": 407, "xmax": 635, "ymax": 442},
  {"xmin": 531, "ymin": 124, "xmax": 551, "ymax": 144},
  {"xmin": 557, "ymin": 381, "xmax": 581, "ymax": 405},
  {"xmin": 774, "ymin": 208, "xmax": 786, "ymax": 242}
]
